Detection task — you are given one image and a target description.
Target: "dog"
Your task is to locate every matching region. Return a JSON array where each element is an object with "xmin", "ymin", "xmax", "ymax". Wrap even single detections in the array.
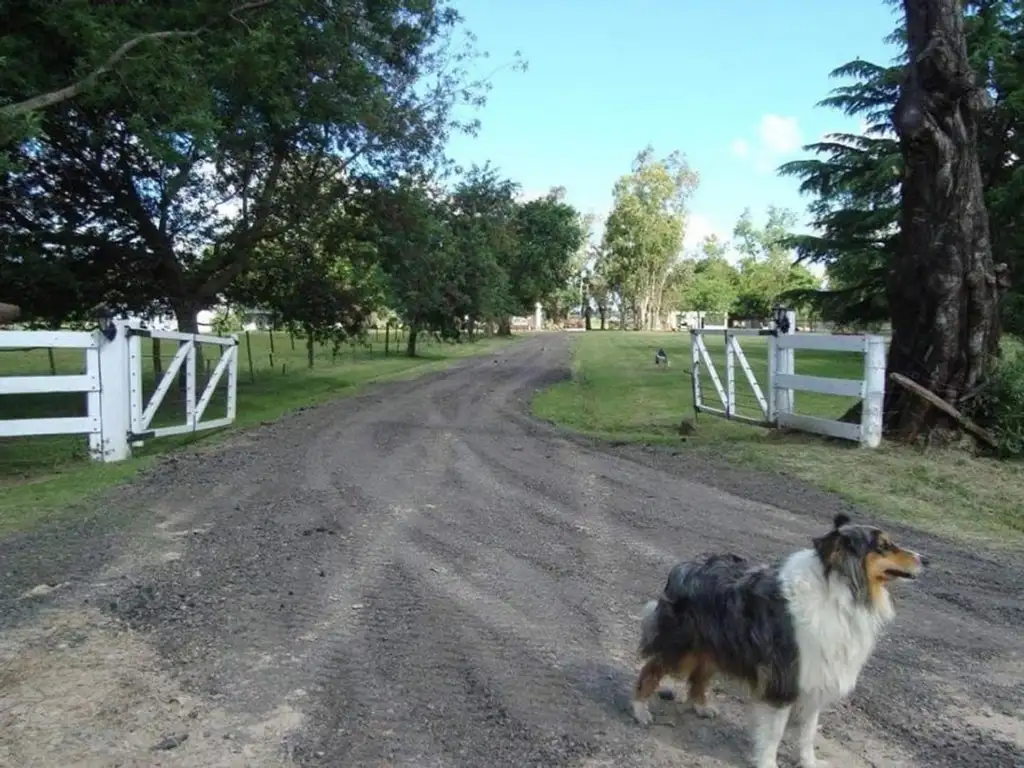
[
  {"xmin": 654, "ymin": 348, "xmax": 669, "ymax": 367},
  {"xmin": 630, "ymin": 514, "xmax": 927, "ymax": 768}
]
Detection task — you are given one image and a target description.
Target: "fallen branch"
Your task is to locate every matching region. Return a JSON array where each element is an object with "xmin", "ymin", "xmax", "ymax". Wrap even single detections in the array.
[
  {"xmin": 888, "ymin": 372, "xmax": 998, "ymax": 449},
  {"xmin": 0, "ymin": 0, "xmax": 275, "ymax": 119}
]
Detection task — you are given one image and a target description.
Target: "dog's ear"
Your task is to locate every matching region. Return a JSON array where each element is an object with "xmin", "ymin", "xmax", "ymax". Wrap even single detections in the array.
[
  {"xmin": 832, "ymin": 513, "xmax": 851, "ymax": 530},
  {"xmin": 813, "ymin": 529, "xmax": 844, "ymax": 570}
]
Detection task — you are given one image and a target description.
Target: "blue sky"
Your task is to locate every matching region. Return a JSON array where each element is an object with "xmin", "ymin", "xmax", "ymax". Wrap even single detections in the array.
[{"xmin": 445, "ymin": 0, "xmax": 903, "ymax": 255}]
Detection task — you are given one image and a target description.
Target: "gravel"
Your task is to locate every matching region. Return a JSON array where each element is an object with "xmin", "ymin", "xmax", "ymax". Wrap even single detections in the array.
[{"xmin": 1, "ymin": 333, "xmax": 1021, "ymax": 767}]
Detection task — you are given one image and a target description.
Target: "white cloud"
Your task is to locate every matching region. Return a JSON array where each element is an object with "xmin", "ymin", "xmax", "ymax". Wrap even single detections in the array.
[
  {"xmin": 730, "ymin": 138, "xmax": 750, "ymax": 158},
  {"xmin": 757, "ymin": 114, "xmax": 802, "ymax": 154},
  {"xmin": 730, "ymin": 114, "xmax": 804, "ymax": 172},
  {"xmin": 683, "ymin": 212, "xmax": 726, "ymax": 252}
]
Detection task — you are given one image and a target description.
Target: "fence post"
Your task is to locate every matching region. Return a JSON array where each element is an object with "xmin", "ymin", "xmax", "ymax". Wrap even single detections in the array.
[
  {"xmin": 860, "ymin": 335, "xmax": 886, "ymax": 448},
  {"xmin": 772, "ymin": 310, "xmax": 796, "ymax": 421},
  {"xmin": 90, "ymin": 320, "xmax": 132, "ymax": 462},
  {"xmin": 690, "ymin": 330, "xmax": 702, "ymax": 418},
  {"xmin": 725, "ymin": 331, "xmax": 735, "ymax": 418},
  {"xmin": 127, "ymin": 317, "xmax": 144, "ymax": 441}
]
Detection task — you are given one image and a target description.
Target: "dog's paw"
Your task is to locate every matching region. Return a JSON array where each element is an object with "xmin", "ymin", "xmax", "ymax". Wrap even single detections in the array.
[
  {"xmin": 689, "ymin": 701, "xmax": 718, "ymax": 719},
  {"xmin": 630, "ymin": 700, "xmax": 653, "ymax": 726}
]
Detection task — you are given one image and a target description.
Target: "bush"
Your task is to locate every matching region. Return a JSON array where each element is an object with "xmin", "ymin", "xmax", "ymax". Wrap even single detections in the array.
[{"xmin": 968, "ymin": 342, "xmax": 1024, "ymax": 458}]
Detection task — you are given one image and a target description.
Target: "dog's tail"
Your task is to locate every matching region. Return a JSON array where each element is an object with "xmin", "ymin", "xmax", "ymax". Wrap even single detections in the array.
[{"xmin": 636, "ymin": 599, "xmax": 660, "ymax": 659}]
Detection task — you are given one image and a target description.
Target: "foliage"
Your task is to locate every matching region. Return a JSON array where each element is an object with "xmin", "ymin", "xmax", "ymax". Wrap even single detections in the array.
[
  {"xmin": 0, "ymin": 0, "xmax": 496, "ymax": 331},
  {"xmin": 731, "ymin": 207, "xmax": 820, "ymax": 319},
  {"xmin": 781, "ymin": 2, "xmax": 1024, "ymax": 334},
  {"xmin": 685, "ymin": 239, "xmax": 738, "ymax": 315},
  {"xmin": 967, "ymin": 345, "xmax": 1024, "ymax": 458},
  {"xmin": 602, "ymin": 145, "xmax": 699, "ymax": 330},
  {"xmin": 362, "ymin": 179, "xmax": 465, "ymax": 354}
]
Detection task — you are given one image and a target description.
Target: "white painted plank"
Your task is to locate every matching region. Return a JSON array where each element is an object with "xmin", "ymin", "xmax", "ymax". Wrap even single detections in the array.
[
  {"xmin": 724, "ymin": 329, "xmax": 769, "ymax": 337},
  {"xmin": 149, "ymin": 422, "xmax": 196, "ymax": 438},
  {"xmin": 778, "ymin": 412, "xmax": 861, "ymax": 442},
  {"xmin": 193, "ymin": 349, "xmax": 233, "ymax": 424},
  {"xmin": 195, "ymin": 416, "xmax": 233, "ymax": 432},
  {"xmin": 139, "ymin": 342, "xmax": 191, "ymax": 431},
  {"xmin": 0, "ymin": 330, "xmax": 98, "ymax": 349},
  {"xmin": 148, "ymin": 329, "xmax": 236, "ymax": 346},
  {"xmin": 696, "ymin": 336, "xmax": 728, "ymax": 408},
  {"xmin": 775, "ymin": 373, "xmax": 864, "ymax": 398},
  {"xmin": 0, "ymin": 374, "xmax": 98, "ymax": 395},
  {"xmin": 0, "ymin": 416, "xmax": 98, "ymax": 437},
  {"xmin": 731, "ymin": 336, "xmax": 769, "ymax": 416},
  {"xmin": 695, "ymin": 404, "xmax": 728, "ymax": 417},
  {"xmin": 776, "ymin": 334, "xmax": 868, "ymax": 352}
]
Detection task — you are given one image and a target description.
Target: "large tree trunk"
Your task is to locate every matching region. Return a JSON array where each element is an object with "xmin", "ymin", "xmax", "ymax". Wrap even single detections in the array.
[
  {"xmin": 406, "ymin": 326, "xmax": 419, "ymax": 357},
  {"xmin": 496, "ymin": 316, "xmax": 512, "ymax": 336},
  {"xmin": 886, "ymin": 0, "xmax": 1007, "ymax": 440},
  {"xmin": 0, "ymin": 302, "xmax": 20, "ymax": 324},
  {"xmin": 170, "ymin": 297, "xmax": 206, "ymax": 396}
]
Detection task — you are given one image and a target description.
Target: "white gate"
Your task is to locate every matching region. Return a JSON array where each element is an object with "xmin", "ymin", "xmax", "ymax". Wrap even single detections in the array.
[
  {"xmin": 690, "ymin": 327, "xmax": 773, "ymax": 427},
  {"xmin": 127, "ymin": 324, "xmax": 239, "ymax": 442},
  {"xmin": 0, "ymin": 318, "xmax": 239, "ymax": 462},
  {"xmin": 690, "ymin": 313, "xmax": 887, "ymax": 448}
]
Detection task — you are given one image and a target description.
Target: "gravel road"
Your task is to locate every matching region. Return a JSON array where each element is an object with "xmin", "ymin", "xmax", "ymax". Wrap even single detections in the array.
[{"xmin": 1, "ymin": 333, "xmax": 1021, "ymax": 767}]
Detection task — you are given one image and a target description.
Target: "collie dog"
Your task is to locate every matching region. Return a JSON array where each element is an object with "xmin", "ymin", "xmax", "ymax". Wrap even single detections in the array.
[{"xmin": 631, "ymin": 514, "xmax": 927, "ymax": 768}]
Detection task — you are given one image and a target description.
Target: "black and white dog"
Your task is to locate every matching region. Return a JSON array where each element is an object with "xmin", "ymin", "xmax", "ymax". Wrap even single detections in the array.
[
  {"xmin": 654, "ymin": 348, "xmax": 669, "ymax": 367},
  {"xmin": 631, "ymin": 514, "xmax": 927, "ymax": 768}
]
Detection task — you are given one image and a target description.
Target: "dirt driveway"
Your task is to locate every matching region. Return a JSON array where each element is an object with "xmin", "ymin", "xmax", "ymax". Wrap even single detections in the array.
[{"xmin": 1, "ymin": 334, "xmax": 1021, "ymax": 767}]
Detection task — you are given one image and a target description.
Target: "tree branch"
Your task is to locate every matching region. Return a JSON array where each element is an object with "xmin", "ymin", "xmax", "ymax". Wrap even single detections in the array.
[{"xmin": 0, "ymin": 0, "xmax": 276, "ymax": 119}]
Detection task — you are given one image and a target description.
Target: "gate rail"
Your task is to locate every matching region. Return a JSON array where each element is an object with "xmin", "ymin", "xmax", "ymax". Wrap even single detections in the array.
[
  {"xmin": 0, "ymin": 318, "xmax": 239, "ymax": 462},
  {"xmin": 690, "ymin": 314, "xmax": 887, "ymax": 448}
]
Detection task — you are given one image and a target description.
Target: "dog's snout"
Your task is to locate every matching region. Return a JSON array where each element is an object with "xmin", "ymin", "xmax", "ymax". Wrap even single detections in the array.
[{"xmin": 918, "ymin": 553, "xmax": 930, "ymax": 567}]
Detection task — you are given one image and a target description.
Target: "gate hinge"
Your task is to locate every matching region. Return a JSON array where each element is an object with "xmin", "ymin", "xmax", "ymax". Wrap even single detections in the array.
[{"xmin": 129, "ymin": 430, "xmax": 155, "ymax": 441}]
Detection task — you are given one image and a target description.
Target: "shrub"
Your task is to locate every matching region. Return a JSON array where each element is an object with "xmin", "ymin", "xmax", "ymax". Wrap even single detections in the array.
[{"xmin": 968, "ymin": 341, "xmax": 1024, "ymax": 458}]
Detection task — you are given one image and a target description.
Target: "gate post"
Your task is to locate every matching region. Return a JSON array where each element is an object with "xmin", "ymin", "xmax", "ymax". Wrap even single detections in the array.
[
  {"xmin": 860, "ymin": 335, "xmax": 886, "ymax": 448},
  {"xmin": 771, "ymin": 309, "xmax": 796, "ymax": 422},
  {"xmin": 90, "ymin": 319, "xmax": 132, "ymax": 462}
]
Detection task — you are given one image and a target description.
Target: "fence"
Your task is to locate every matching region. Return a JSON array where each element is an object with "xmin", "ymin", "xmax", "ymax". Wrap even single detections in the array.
[
  {"xmin": 690, "ymin": 312, "xmax": 887, "ymax": 448},
  {"xmin": 0, "ymin": 319, "xmax": 238, "ymax": 462}
]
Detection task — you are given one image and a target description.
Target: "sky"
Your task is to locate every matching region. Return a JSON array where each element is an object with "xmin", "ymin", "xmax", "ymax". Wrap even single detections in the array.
[{"xmin": 444, "ymin": 0, "xmax": 904, "ymax": 258}]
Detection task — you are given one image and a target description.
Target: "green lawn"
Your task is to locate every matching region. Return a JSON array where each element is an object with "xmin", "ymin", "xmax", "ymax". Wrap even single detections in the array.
[
  {"xmin": 533, "ymin": 331, "xmax": 1023, "ymax": 545},
  {"xmin": 0, "ymin": 330, "xmax": 518, "ymax": 535}
]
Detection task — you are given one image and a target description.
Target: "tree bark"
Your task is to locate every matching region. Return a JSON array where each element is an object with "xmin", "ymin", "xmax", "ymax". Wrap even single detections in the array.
[
  {"xmin": 406, "ymin": 327, "xmax": 419, "ymax": 357},
  {"xmin": 170, "ymin": 297, "xmax": 206, "ymax": 396},
  {"xmin": 886, "ymin": 0, "xmax": 1007, "ymax": 439},
  {"xmin": 496, "ymin": 317, "xmax": 512, "ymax": 336},
  {"xmin": 305, "ymin": 324, "xmax": 315, "ymax": 368},
  {"xmin": 0, "ymin": 302, "xmax": 20, "ymax": 324}
]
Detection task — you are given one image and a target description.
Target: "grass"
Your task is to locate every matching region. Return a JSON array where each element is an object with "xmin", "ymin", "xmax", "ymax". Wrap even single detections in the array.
[
  {"xmin": 0, "ymin": 330, "xmax": 519, "ymax": 535},
  {"xmin": 532, "ymin": 331, "xmax": 1024, "ymax": 545}
]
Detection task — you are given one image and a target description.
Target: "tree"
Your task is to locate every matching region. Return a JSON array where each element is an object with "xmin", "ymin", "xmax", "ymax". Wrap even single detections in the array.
[
  {"xmin": 777, "ymin": 59, "xmax": 902, "ymax": 328},
  {"xmin": 780, "ymin": 3, "xmax": 1024, "ymax": 337},
  {"xmin": 886, "ymin": 0, "xmax": 1007, "ymax": 438},
  {"xmin": 227, "ymin": 168, "xmax": 383, "ymax": 366},
  {"xmin": 1, "ymin": 0, "xmax": 497, "ymax": 332},
  {"xmin": 362, "ymin": 180, "xmax": 464, "ymax": 357},
  {"xmin": 447, "ymin": 164, "xmax": 521, "ymax": 336},
  {"xmin": 0, "ymin": 1, "xmax": 276, "ymax": 139},
  {"xmin": 731, "ymin": 207, "xmax": 821, "ymax": 320},
  {"xmin": 686, "ymin": 246, "xmax": 739, "ymax": 320},
  {"xmin": 602, "ymin": 145, "xmax": 699, "ymax": 330},
  {"xmin": 588, "ymin": 245, "xmax": 613, "ymax": 330},
  {"xmin": 514, "ymin": 195, "xmax": 586, "ymax": 320}
]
